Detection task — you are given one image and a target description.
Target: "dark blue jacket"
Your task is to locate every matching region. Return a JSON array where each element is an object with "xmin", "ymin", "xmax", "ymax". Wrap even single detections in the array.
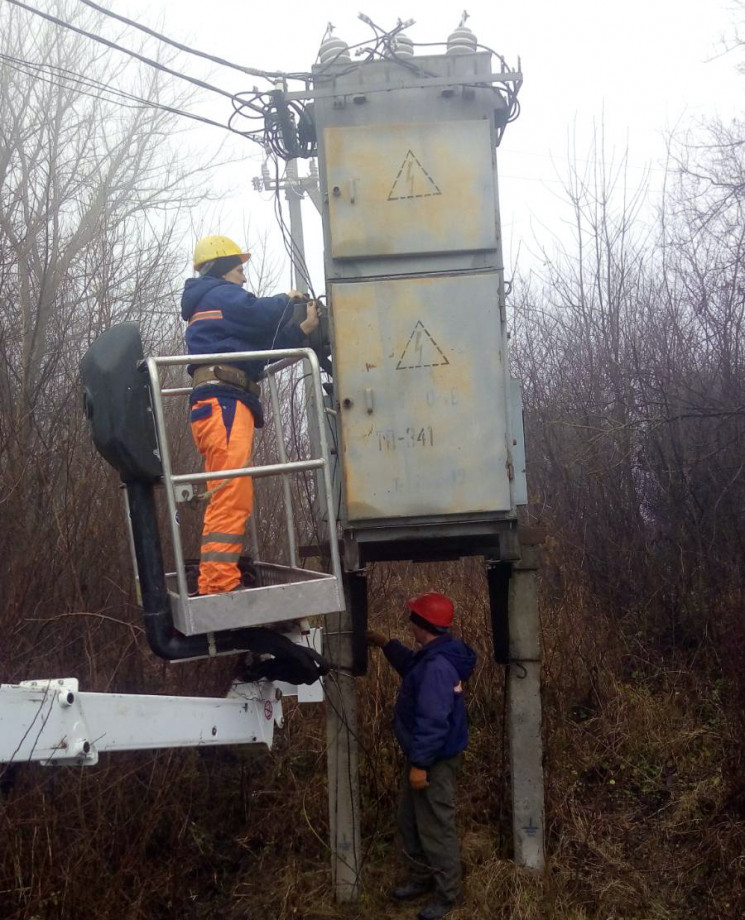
[
  {"xmin": 384, "ymin": 634, "xmax": 476, "ymax": 769},
  {"xmin": 181, "ymin": 276, "xmax": 307, "ymax": 426}
]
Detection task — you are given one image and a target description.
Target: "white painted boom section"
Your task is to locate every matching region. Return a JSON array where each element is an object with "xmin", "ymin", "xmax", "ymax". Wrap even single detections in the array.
[{"xmin": 0, "ymin": 678, "xmax": 283, "ymax": 767}]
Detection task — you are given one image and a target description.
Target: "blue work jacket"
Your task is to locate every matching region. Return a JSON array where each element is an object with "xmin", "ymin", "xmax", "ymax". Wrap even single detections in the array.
[
  {"xmin": 181, "ymin": 276, "xmax": 306, "ymax": 425},
  {"xmin": 383, "ymin": 634, "xmax": 477, "ymax": 769}
]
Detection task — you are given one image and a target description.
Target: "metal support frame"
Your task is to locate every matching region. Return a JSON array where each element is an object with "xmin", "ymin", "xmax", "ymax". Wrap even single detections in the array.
[{"xmin": 286, "ymin": 69, "xmax": 523, "ymax": 103}]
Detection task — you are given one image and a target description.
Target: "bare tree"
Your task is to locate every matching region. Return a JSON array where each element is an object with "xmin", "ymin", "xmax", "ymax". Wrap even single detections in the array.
[
  {"xmin": 0, "ymin": 0, "xmax": 221, "ymax": 670},
  {"xmin": 513, "ymin": 116, "xmax": 745, "ymax": 645}
]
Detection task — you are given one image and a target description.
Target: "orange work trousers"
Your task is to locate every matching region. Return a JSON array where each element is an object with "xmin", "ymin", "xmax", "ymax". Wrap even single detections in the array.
[{"xmin": 190, "ymin": 397, "xmax": 255, "ymax": 595}]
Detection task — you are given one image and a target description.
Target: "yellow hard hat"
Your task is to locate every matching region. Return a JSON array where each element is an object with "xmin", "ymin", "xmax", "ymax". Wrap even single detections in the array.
[{"xmin": 193, "ymin": 235, "xmax": 251, "ymax": 270}]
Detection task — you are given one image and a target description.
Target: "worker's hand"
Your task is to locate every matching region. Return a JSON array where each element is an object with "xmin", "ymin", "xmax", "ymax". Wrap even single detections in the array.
[
  {"xmin": 366, "ymin": 630, "xmax": 387, "ymax": 648},
  {"xmin": 409, "ymin": 766, "xmax": 429, "ymax": 791},
  {"xmin": 287, "ymin": 289, "xmax": 309, "ymax": 302},
  {"xmin": 299, "ymin": 299, "xmax": 320, "ymax": 335}
]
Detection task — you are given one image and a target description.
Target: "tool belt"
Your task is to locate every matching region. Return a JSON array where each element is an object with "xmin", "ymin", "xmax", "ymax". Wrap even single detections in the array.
[{"xmin": 192, "ymin": 364, "xmax": 261, "ymax": 397}]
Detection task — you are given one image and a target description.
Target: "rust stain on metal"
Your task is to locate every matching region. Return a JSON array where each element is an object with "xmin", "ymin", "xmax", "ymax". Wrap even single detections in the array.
[
  {"xmin": 332, "ymin": 272, "xmax": 509, "ymax": 518},
  {"xmin": 325, "ymin": 121, "xmax": 495, "ymax": 259}
]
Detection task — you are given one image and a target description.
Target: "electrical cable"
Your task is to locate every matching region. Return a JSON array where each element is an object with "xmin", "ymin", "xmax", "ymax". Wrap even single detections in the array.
[
  {"xmin": 404, "ymin": 37, "xmax": 522, "ymax": 142},
  {"xmin": 0, "ymin": 52, "xmax": 234, "ymax": 133},
  {"xmin": 7, "ymin": 2, "xmax": 524, "ymax": 157},
  {"xmin": 5, "ymin": 0, "xmax": 238, "ymax": 102},
  {"xmin": 0, "ymin": 51, "xmax": 147, "ymax": 105},
  {"xmin": 270, "ymin": 157, "xmax": 316, "ymax": 297},
  {"xmin": 356, "ymin": 16, "xmax": 439, "ymax": 80},
  {"xmin": 231, "ymin": 91, "xmax": 317, "ymax": 159},
  {"xmin": 79, "ymin": 0, "xmax": 441, "ymax": 89},
  {"xmin": 311, "ymin": 20, "xmax": 427, "ymax": 82},
  {"xmin": 74, "ymin": 0, "xmax": 300, "ymax": 81}
]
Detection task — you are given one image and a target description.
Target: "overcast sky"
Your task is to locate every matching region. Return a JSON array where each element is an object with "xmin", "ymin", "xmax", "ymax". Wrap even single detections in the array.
[{"xmin": 120, "ymin": 0, "xmax": 744, "ymax": 288}]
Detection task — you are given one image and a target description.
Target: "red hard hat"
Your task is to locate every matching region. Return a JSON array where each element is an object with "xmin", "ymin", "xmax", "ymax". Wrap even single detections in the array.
[{"xmin": 406, "ymin": 592, "xmax": 454, "ymax": 629}]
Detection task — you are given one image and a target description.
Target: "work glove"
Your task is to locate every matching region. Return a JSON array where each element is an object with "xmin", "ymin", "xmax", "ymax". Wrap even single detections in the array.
[
  {"xmin": 287, "ymin": 289, "xmax": 309, "ymax": 302},
  {"xmin": 366, "ymin": 630, "xmax": 387, "ymax": 648},
  {"xmin": 409, "ymin": 766, "xmax": 429, "ymax": 791}
]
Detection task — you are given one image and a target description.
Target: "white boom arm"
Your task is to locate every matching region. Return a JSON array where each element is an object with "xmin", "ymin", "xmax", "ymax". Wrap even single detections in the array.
[{"xmin": 0, "ymin": 632, "xmax": 324, "ymax": 768}]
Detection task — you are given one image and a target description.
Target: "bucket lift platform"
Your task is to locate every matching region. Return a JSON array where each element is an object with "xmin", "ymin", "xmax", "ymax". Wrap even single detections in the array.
[
  {"xmin": 81, "ymin": 322, "xmax": 344, "ymax": 667},
  {"xmin": 169, "ymin": 565, "xmax": 341, "ymax": 635},
  {"xmin": 0, "ymin": 326, "xmax": 340, "ymax": 771},
  {"xmin": 143, "ymin": 346, "xmax": 345, "ymax": 639}
]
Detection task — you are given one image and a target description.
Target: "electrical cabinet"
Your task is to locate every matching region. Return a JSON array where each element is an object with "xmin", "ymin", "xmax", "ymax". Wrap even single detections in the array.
[
  {"xmin": 313, "ymin": 50, "xmax": 526, "ymax": 557},
  {"xmin": 324, "ymin": 120, "xmax": 498, "ymax": 259},
  {"xmin": 332, "ymin": 273, "xmax": 510, "ymax": 520}
]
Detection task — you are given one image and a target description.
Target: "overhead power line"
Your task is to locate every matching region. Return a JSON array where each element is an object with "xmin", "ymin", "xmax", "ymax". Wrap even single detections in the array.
[
  {"xmin": 5, "ymin": 0, "xmax": 236, "ymax": 101},
  {"xmin": 0, "ymin": 51, "xmax": 234, "ymax": 133},
  {"xmin": 75, "ymin": 0, "xmax": 290, "ymax": 81}
]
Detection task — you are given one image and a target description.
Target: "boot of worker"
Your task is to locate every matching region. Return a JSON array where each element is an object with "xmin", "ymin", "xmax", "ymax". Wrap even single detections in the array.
[
  {"xmin": 390, "ymin": 877, "xmax": 433, "ymax": 901},
  {"xmin": 417, "ymin": 895, "xmax": 462, "ymax": 920}
]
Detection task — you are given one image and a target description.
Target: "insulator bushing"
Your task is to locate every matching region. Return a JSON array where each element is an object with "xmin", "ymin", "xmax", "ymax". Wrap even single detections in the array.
[
  {"xmin": 319, "ymin": 36, "xmax": 351, "ymax": 65},
  {"xmin": 392, "ymin": 33, "xmax": 414, "ymax": 57},
  {"xmin": 446, "ymin": 25, "xmax": 477, "ymax": 55}
]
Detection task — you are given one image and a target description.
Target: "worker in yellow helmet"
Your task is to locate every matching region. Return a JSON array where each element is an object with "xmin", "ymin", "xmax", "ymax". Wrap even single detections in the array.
[{"xmin": 182, "ymin": 234, "xmax": 319, "ymax": 596}]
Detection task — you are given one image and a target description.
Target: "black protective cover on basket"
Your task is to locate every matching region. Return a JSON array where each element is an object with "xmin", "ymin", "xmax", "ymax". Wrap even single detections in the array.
[{"xmin": 80, "ymin": 322, "xmax": 162, "ymax": 483}]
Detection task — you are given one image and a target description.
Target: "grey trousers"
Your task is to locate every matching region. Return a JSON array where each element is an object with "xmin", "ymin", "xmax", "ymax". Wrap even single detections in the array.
[{"xmin": 397, "ymin": 753, "xmax": 463, "ymax": 903}]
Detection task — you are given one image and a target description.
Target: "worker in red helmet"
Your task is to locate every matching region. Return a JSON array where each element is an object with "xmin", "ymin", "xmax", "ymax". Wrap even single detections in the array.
[
  {"xmin": 367, "ymin": 592, "xmax": 476, "ymax": 920},
  {"xmin": 182, "ymin": 235, "xmax": 319, "ymax": 596}
]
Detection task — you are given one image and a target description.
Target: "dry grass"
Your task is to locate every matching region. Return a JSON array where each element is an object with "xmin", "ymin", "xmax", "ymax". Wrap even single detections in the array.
[{"xmin": 2, "ymin": 557, "xmax": 744, "ymax": 920}]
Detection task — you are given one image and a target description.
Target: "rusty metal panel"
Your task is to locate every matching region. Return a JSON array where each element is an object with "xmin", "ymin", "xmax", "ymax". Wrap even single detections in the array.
[
  {"xmin": 324, "ymin": 120, "xmax": 497, "ymax": 259},
  {"xmin": 332, "ymin": 273, "xmax": 510, "ymax": 521}
]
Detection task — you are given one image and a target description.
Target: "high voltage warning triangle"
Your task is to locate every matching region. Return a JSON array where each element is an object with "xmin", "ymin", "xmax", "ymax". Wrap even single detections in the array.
[
  {"xmin": 388, "ymin": 150, "xmax": 442, "ymax": 201},
  {"xmin": 396, "ymin": 321, "xmax": 450, "ymax": 370}
]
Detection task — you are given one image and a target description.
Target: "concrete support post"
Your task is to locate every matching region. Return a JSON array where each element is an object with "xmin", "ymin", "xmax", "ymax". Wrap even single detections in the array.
[
  {"xmin": 325, "ymin": 575, "xmax": 362, "ymax": 901},
  {"xmin": 285, "ymin": 159, "xmax": 308, "ymax": 292},
  {"xmin": 507, "ymin": 544, "xmax": 545, "ymax": 871}
]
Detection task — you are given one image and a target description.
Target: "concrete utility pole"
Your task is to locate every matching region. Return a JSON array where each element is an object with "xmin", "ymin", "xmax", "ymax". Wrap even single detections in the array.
[
  {"xmin": 325, "ymin": 574, "xmax": 363, "ymax": 900},
  {"xmin": 253, "ymin": 159, "xmax": 362, "ymax": 900},
  {"xmin": 284, "ymin": 159, "xmax": 307, "ymax": 290},
  {"xmin": 253, "ymin": 158, "xmax": 321, "ymax": 291},
  {"xmin": 507, "ymin": 539, "xmax": 545, "ymax": 870}
]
